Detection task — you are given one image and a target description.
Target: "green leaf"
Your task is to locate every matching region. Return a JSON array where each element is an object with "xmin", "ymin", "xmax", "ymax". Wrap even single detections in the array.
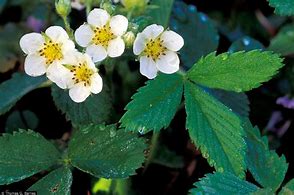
[
  {"xmin": 51, "ymin": 83, "xmax": 112, "ymax": 127},
  {"xmin": 120, "ymin": 73, "xmax": 183, "ymax": 134},
  {"xmin": 268, "ymin": 24, "xmax": 294, "ymax": 56},
  {"xmin": 5, "ymin": 110, "xmax": 39, "ymax": 133},
  {"xmin": 209, "ymin": 89, "xmax": 250, "ymax": 117},
  {"xmin": 184, "ymin": 81, "xmax": 246, "ymax": 177},
  {"xmin": 28, "ymin": 167, "xmax": 72, "ymax": 195},
  {"xmin": 279, "ymin": 179, "xmax": 294, "ymax": 195},
  {"xmin": 268, "ymin": 0, "xmax": 294, "ymax": 16},
  {"xmin": 68, "ymin": 124, "xmax": 146, "ymax": 178},
  {"xmin": 228, "ymin": 36, "xmax": 264, "ymax": 53},
  {"xmin": 187, "ymin": 50, "xmax": 284, "ymax": 92},
  {"xmin": 146, "ymin": 0, "xmax": 174, "ymax": 27},
  {"xmin": 251, "ymin": 188, "xmax": 275, "ymax": 195},
  {"xmin": 244, "ymin": 121, "xmax": 288, "ymax": 191},
  {"xmin": 170, "ymin": 2, "xmax": 219, "ymax": 68},
  {"xmin": 0, "ymin": 130, "xmax": 61, "ymax": 185},
  {"xmin": 189, "ymin": 172, "xmax": 259, "ymax": 195},
  {"xmin": 0, "ymin": 73, "xmax": 46, "ymax": 115}
]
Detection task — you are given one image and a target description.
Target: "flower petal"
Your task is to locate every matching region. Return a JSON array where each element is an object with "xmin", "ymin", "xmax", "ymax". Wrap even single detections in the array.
[
  {"xmin": 84, "ymin": 53, "xmax": 97, "ymax": 70},
  {"xmin": 142, "ymin": 24, "xmax": 164, "ymax": 39},
  {"xmin": 69, "ymin": 83, "xmax": 91, "ymax": 103},
  {"xmin": 107, "ymin": 37, "xmax": 125, "ymax": 58},
  {"xmin": 90, "ymin": 73, "xmax": 103, "ymax": 94},
  {"xmin": 45, "ymin": 26, "xmax": 69, "ymax": 42},
  {"xmin": 139, "ymin": 56, "xmax": 157, "ymax": 79},
  {"xmin": 86, "ymin": 44, "xmax": 108, "ymax": 62},
  {"xmin": 87, "ymin": 8, "xmax": 110, "ymax": 27},
  {"xmin": 19, "ymin": 33, "xmax": 44, "ymax": 54},
  {"xmin": 74, "ymin": 24, "xmax": 94, "ymax": 47},
  {"xmin": 156, "ymin": 51, "xmax": 180, "ymax": 74},
  {"xmin": 24, "ymin": 54, "xmax": 47, "ymax": 76},
  {"xmin": 62, "ymin": 39, "xmax": 76, "ymax": 54},
  {"xmin": 133, "ymin": 33, "xmax": 147, "ymax": 55},
  {"xmin": 161, "ymin": 30, "xmax": 184, "ymax": 52},
  {"xmin": 109, "ymin": 15, "xmax": 128, "ymax": 36},
  {"xmin": 46, "ymin": 63, "xmax": 72, "ymax": 89}
]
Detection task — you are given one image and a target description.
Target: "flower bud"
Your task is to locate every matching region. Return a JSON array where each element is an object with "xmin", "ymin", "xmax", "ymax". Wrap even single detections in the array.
[
  {"xmin": 55, "ymin": 0, "xmax": 71, "ymax": 18},
  {"xmin": 123, "ymin": 31, "xmax": 135, "ymax": 48},
  {"xmin": 121, "ymin": 0, "xmax": 149, "ymax": 13}
]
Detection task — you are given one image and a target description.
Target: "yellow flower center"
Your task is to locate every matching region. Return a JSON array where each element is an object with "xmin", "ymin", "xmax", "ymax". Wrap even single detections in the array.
[
  {"xmin": 92, "ymin": 24, "xmax": 116, "ymax": 47},
  {"xmin": 70, "ymin": 62, "xmax": 94, "ymax": 86},
  {"xmin": 144, "ymin": 37, "xmax": 167, "ymax": 61},
  {"xmin": 39, "ymin": 40, "xmax": 63, "ymax": 65}
]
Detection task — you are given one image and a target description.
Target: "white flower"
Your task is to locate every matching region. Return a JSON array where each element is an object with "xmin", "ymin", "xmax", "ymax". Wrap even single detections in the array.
[
  {"xmin": 47, "ymin": 52, "xmax": 103, "ymax": 103},
  {"xmin": 133, "ymin": 24, "xmax": 184, "ymax": 79},
  {"xmin": 75, "ymin": 8, "xmax": 128, "ymax": 62},
  {"xmin": 19, "ymin": 26, "xmax": 75, "ymax": 77}
]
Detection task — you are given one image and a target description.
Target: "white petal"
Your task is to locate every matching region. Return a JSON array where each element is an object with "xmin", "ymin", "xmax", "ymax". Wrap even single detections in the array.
[
  {"xmin": 62, "ymin": 51, "xmax": 81, "ymax": 65},
  {"xmin": 161, "ymin": 30, "xmax": 184, "ymax": 52},
  {"xmin": 90, "ymin": 73, "xmax": 103, "ymax": 94},
  {"xmin": 62, "ymin": 39, "xmax": 76, "ymax": 53},
  {"xmin": 86, "ymin": 44, "xmax": 107, "ymax": 62},
  {"xmin": 24, "ymin": 54, "xmax": 47, "ymax": 76},
  {"xmin": 45, "ymin": 26, "xmax": 69, "ymax": 42},
  {"xmin": 156, "ymin": 51, "xmax": 180, "ymax": 74},
  {"xmin": 19, "ymin": 33, "xmax": 44, "ymax": 54},
  {"xmin": 133, "ymin": 33, "xmax": 147, "ymax": 55},
  {"xmin": 139, "ymin": 56, "xmax": 157, "ymax": 79},
  {"xmin": 46, "ymin": 63, "xmax": 72, "ymax": 89},
  {"xmin": 69, "ymin": 83, "xmax": 91, "ymax": 103},
  {"xmin": 84, "ymin": 53, "xmax": 97, "ymax": 70},
  {"xmin": 87, "ymin": 8, "xmax": 110, "ymax": 27},
  {"xmin": 109, "ymin": 15, "xmax": 128, "ymax": 36},
  {"xmin": 74, "ymin": 24, "xmax": 94, "ymax": 47},
  {"xmin": 107, "ymin": 37, "xmax": 125, "ymax": 58},
  {"xmin": 142, "ymin": 24, "xmax": 164, "ymax": 39}
]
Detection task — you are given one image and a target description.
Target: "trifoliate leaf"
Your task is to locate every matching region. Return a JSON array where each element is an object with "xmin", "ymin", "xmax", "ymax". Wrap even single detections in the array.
[
  {"xmin": 0, "ymin": 130, "xmax": 61, "ymax": 185},
  {"xmin": 170, "ymin": 1, "xmax": 219, "ymax": 68},
  {"xmin": 228, "ymin": 36, "xmax": 264, "ymax": 53},
  {"xmin": 51, "ymin": 83, "xmax": 112, "ymax": 127},
  {"xmin": 268, "ymin": 0, "xmax": 294, "ymax": 16},
  {"xmin": 244, "ymin": 120, "xmax": 288, "ymax": 191},
  {"xmin": 184, "ymin": 81, "xmax": 246, "ymax": 177},
  {"xmin": 146, "ymin": 0, "xmax": 174, "ymax": 27},
  {"xmin": 28, "ymin": 167, "xmax": 72, "ymax": 195},
  {"xmin": 251, "ymin": 188, "xmax": 275, "ymax": 195},
  {"xmin": 5, "ymin": 110, "xmax": 39, "ymax": 133},
  {"xmin": 120, "ymin": 73, "xmax": 183, "ymax": 134},
  {"xmin": 189, "ymin": 172, "xmax": 259, "ymax": 194},
  {"xmin": 0, "ymin": 73, "xmax": 46, "ymax": 115},
  {"xmin": 268, "ymin": 24, "xmax": 294, "ymax": 56},
  {"xmin": 68, "ymin": 124, "xmax": 146, "ymax": 178},
  {"xmin": 279, "ymin": 179, "xmax": 294, "ymax": 195},
  {"xmin": 208, "ymin": 89, "xmax": 250, "ymax": 117},
  {"xmin": 187, "ymin": 50, "xmax": 284, "ymax": 92}
]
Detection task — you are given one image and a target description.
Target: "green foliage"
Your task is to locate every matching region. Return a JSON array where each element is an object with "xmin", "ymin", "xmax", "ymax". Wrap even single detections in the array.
[
  {"xmin": 268, "ymin": 0, "xmax": 294, "ymax": 16},
  {"xmin": 51, "ymin": 84, "xmax": 112, "ymax": 127},
  {"xmin": 170, "ymin": 2, "xmax": 219, "ymax": 68},
  {"xmin": 68, "ymin": 124, "xmax": 146, "ymax": 178},
  {"xmin": 0, "ymin": 73, "xmax": 46, "ymax": 115},
  {"xmin": 0, "ymin": 130, "xmax": 61, "ymax": 185},
  {"xmin": 146, "ymin": 0, "xmax": 174, "ymax": 27},
  {"xmin": 209, "ymin": 89, "xmax": 250, "ymax": 117},
  {"xmin": 244, "ymin": 121, "xmax": 288, "ymax": 191},
  {"xmin": 0, "ymin": 23, "xmax": 25, "ymax": 73},
  {"xmin": 279, "ymin": 179, "xmax": 294, "ymax": 195},
  {"xmin": 228, "ymin": 36, "xmax": 264, "ymax": 53},
  {"xmin": 187, "ymin": 50, "xmax": 284, "ymax": 92},
  {"xmin": 190, "ymin": 172, "xmax": 259, "ymax": 194},
  {"xmin": 5, "ymin": 110, "xmax": 39, "ymax": 133},
  {"xmin": 28, "ymin": 167, "xmax": 72, "ymax": 195},
  {"xmin": 184, "ymin": 81, "xmax": 246, "ymax": 177},
  {"xmin": 268, "ymin": 25, "xmax": 294, "ymax": 56},
  {"xmin": 120, "ymin": 73, "xmax": 183, "ymax": 134}
]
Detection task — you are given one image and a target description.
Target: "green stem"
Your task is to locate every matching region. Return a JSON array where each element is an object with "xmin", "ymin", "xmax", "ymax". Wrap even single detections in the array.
[
  {"xmin": 62, "ymin": 16, "xmax": 73, "ymax": 39},
  {"xmin": 143, "ymin": 132, "xmax": 160, "ymax": 172}
]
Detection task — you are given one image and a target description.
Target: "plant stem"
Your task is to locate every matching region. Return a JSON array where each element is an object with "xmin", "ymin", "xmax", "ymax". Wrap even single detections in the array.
[{"xmin": 143, "ymin": 132, "xmax": 160, "ymax": 172}]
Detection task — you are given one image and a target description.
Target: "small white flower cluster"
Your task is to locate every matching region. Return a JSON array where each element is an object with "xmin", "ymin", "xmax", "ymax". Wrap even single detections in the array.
[{"xmin": 20, "ymin": 8, "xmax": 184, "ymax": 103}]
